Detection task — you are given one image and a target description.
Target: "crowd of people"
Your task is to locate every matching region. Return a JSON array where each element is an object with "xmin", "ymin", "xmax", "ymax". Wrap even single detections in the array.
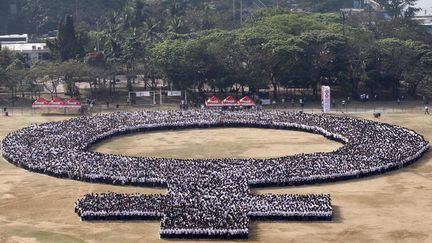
[{"xmin": 2, "ymin": 110, "xmax": 429, "ymax": 239}]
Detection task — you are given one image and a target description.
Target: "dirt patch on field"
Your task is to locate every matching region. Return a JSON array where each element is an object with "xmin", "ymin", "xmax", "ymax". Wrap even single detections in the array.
[
  {"xmin": 0, "ymin": 112, "xmax": 431, "ymax": 243},
  {"xmin": 91, "ymin": 128, "xmax": 341, "ymax": 159}
]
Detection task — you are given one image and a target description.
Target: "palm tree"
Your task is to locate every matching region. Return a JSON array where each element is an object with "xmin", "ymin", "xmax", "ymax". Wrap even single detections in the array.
[
  {"xmin": 143, "ymin": 18, "xmax": 162, "ymax": 43},
  {"xmin": 102, "ymin": 13, "xmax": 125, "ymax": 95},
  {"xmin": 168, "ymin": 17, "xmax": 186, "ymax": 33}
]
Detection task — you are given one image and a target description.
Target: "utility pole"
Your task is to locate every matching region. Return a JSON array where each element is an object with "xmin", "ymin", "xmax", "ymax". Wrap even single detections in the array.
[
  {"xmin": 96, "ymin": 21, "xmax": 100, "ymax": 52},
  {"xmin": 75, "ymin": 0, "xmax": 78, "ymax": 21},
  {"xmin": 342, "ymin": 11, "xmax": 345, "ymax": 35},
  {"xmin": 341, "ymin": 9, "xmax": 347, "ymax": 35},
  {"xmin": 233, "ymin": 0, "xmax": 236, "ymax": 27},
  {"xmin": 185, "ymin": 90, "xmax": 187, "ymax": 107},
  {"xmin": 160, "ymin": 89, "xmax": 162, "ymax": 105},
  {"xmin": 240, "ymin": 0, "xmax": 243, "ymax": 26},
  {"xmin": 368, "ymin": 4, "xmax": 372, "ymax": 27}
]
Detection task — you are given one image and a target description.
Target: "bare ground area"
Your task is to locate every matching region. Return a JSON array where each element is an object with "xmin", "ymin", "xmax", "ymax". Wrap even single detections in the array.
[
  {"xmin": 91, "ymin": 128, "xmax": 341, "ymax": 159},
  {"xmin": 0, "ymin": 112, "xmax": 431, "ymax": 243}
]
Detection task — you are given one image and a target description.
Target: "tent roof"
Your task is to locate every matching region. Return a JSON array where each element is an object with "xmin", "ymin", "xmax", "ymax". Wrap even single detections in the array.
[
  {"xmin": 238, "ymin": 96, "xmax": 255, "ymax": 106},
  {"xmin": 32, "ymin": 97, "xmax": 49, "ymax": 107},
  {"xmin": 32, "ymin": 97, "xmax": 81, "ymax": 109},
  {"xmin": 48, "ymin": 98, "xmax": 66, "ymax": 107},
  {"xmin": 206, "ymin": 96, "xmax": 221, "ymax": 103},
  {"xmin": 33, "ymin": 97, "xmax": 48, "ymax": 104},
  {"xmin": 222, "ymin": 96, "xmax": 237, "ymax": 104},
  {"xmin": 50, "ymin": 97, "xmax": 64, "ymax": 102},
  {"xmin": 205, "ymin": 96, "xmax": 222, "ymax": 107}
]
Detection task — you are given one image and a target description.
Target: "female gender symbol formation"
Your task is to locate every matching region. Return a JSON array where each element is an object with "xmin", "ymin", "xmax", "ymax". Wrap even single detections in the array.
[{"xmin": 2, "ymin": 111, "xmax": 429, "ymax": 239}]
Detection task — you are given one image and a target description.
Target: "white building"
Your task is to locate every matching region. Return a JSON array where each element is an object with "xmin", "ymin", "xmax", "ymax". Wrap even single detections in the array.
[
  {"xmin": 1, "ymin": 43, "xmax": 50, "ymax": 64},
  {"xmin": 0, "ymin": 34, "xmax": 28, "ymax": 44},
  {"xmin": 413, "ymin": 15, "xmax": 432, "ymax": 33}
]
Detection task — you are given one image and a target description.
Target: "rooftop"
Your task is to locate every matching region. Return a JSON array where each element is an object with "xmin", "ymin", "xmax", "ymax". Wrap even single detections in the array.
[{"xmin": 1, "ymin": 43, "xmax": 48, "ymax": 52}]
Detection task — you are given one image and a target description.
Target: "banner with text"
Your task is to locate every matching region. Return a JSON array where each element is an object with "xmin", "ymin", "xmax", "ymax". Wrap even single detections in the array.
[
  {"xmin": 167, "ymin": 91, "xmax": 182, "ymax": 97},
  {"xmin": 321, "ymin": 86, "xmax": 331, "ymax": 113},
  {"xmin": 136, "ymin": 91, "xmax": 151, "ymax": 97}
]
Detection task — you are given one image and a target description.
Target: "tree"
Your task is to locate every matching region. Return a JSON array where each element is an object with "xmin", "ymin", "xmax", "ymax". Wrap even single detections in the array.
[
  {"xmin": 29, "ymin": 63, "xmax": 61, "ymax": 99},
  {"xmin": 1, "ymin": 0, "xmax": 128, "ymax": 35},
  {"xmin": 342, "ymin": 30, "xmax": 376, "ymax": 97},
  {"xmin": 374, "ymin": 38, "xmax": 432, "ymax": 98},
  {"xmin": 239, "ymin": 25, "xmax": 303, "ymax": 100},
  {"xmin": 0, "ymin": 67, "xmax": 6, "ymax": 85},
  {"xmin": 204, "ymin": 30, "xmax": 251, "ymax": 96},
  {"xmin": 101, "ymin": 13, "xmax": 125, "ymax": 96},
  {"xmin": 399, "ymin": 40, "xmax": 432, "ymax": 96},
  {"xmin": 143, "ymin": 18, "xmax": 163, "ymax": 43},
  {"xmin": 151, "ymin": 38, "xmax": 196, "ymax": 90},
  {"xmin": 296, "ymin": 0, "xmax": 346, "ymax": 13},
  {"xmin": 123, "ymin": 30, "xmax": 146, "ymax": 91},
  {"xmin": 47, "ymin": 15, "xmax": 85, "ymax": 61},
  {"xmin": 0, "ymin": 50, "xmax": 29, "ymax": 105},
  {"xmin": 0, "ymin": 49, "xmax": 13, "ymax": 70},
  {"xmin": 376, "ymin": 0, "xmax": 419, "ymax": 19}
]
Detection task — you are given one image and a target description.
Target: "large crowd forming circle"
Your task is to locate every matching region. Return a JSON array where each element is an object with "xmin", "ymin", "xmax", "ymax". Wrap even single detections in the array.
[{"xmin": 1, "ymin": 110, "xmax": 429, "ymax": 239}]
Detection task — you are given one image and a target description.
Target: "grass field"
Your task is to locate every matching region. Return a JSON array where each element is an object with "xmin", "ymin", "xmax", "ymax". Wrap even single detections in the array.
[{"xmin": 0, "ymin": 111, "xmax": 431, "ymax": 243}]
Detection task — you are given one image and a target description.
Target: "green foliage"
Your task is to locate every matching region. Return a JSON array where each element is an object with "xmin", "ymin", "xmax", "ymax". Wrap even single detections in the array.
[
  {"xmin": 376, "ymin": 0, "xmax": 419, "ymax": 19},
  {"xmin": 47, "ymin": 15, "xmax": 85, "ymax": 61},
  {"xmin": 150, "ymin": 12, "xmax": 351, "ymax": 97},
  {"xmin": 296, "ymin": 0, "xmax": 346, "ymax": 13},
  {"xmin": 376, "ymin": 38, "xmax": 432, "ymax": 96},
  {"xmin": 0, "ymin": 0, "xmax": 128, "ymax": 35},
  {"xmin": 1, "ymin": 0, "xmax": 432, "ymax": 99},
  {"xmin": 147, "ymin": 9, "xmax": 432, "ymax": 98},
  {"xmin": 256, "ymin": 13, "xmax": 326, "ymax": 35}
]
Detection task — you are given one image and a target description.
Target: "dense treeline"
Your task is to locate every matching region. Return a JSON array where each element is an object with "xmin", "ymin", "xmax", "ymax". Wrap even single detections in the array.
[
  {"xmin": 0, "ymin": 0, "xmax": 431, "ymax": 102},
  {"xmin": 0, "ymin": 0, "xmax": 127, "ymax": 35},
  {"xmin": 0, "ymin": 0, "xmax": 364, "ymax": 35},
  {"xmin": 150, "ymin": 10, "xmax": 432, "ymax": 99}
]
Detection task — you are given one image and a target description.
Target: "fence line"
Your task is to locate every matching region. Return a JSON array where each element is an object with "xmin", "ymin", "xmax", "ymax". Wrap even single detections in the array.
[{"xmin": 0, "ymin": 100, "xmax": 428, "ymax": 117}]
